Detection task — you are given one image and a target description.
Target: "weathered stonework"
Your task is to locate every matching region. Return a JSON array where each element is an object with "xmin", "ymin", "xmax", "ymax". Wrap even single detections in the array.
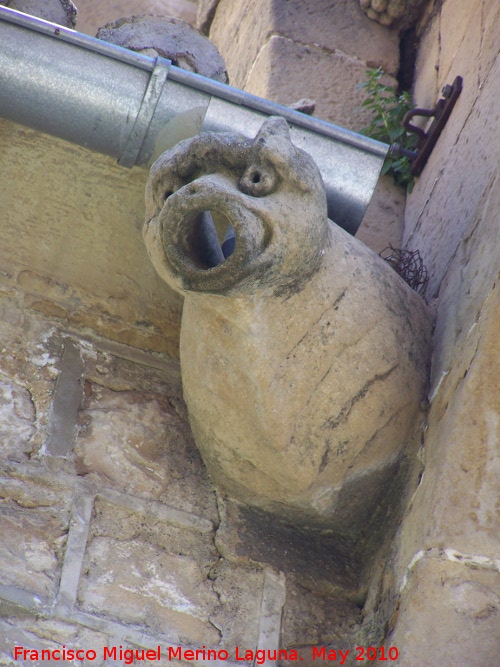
[
  {"xmin": 0, "ymin": 505, "xmax": 66, "ymax": 599},
  {"xmin": 362, "ymin": 0, "xmax": 500, "ymax": 662},
  {"xmin": 75, "ymin": 0, "xmax": 198, "ymax": 36},
  {"xmin": 243, "ymin": 35, "xmax": 394, "ymax": 132},
  {"xmin": 0, "ymin": 119, "xmax": 183, "ymax": 358},
  {"xmin": 358, "ymin": 0, "xmax": 429, "ymax": 29},
  {"xmin": 144, "ymin": 116, "xmax": 432, "ymax": 535},
  {"xmin": 0, "ymin": 0, "xmax": 77, "ymax": 27},
  {"xmin": 202, "ymin": 0, "xmax": 400, "ymax": 84},
  {"xmin": 0, "ymin": 297, "xmax": 294, "ymax": 664},
  {"xmin": 0, "ymin": 377, "xmax": 36, "ymax": 462},
  {"xmin": 390, "ymin": 555, "xmax": 500, "ymax": 665},
  {"xmin": 96, "ymin": 15, "xmax": 228, "ymax": 83}
]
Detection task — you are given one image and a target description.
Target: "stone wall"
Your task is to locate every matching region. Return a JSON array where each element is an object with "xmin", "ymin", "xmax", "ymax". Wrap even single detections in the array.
[
  {"xmin": 0, "ymin": 296, "xmax": 293, "ymax": 665},
  {"xmin": 0, "ymin": 293, "xmax": 366, "ymax": 663},
  {"xmin": 0, "ymin": 0, "xmax": 498, "ymax": 665},
  {"xmin": 376, "ymin": 0, "xmax": 500, "ymax": 664}
]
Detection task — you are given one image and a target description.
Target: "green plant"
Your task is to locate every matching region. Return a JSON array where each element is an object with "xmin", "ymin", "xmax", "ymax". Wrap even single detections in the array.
[{"xmin": 357, "ymin": 67, "xmax": 418, "ymax": 192}]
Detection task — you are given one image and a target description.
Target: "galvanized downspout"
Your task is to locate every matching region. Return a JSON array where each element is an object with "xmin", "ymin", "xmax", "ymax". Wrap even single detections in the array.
[{"xmin": 0, "ymin": 5, "xmax": 389, "ymax": 235}]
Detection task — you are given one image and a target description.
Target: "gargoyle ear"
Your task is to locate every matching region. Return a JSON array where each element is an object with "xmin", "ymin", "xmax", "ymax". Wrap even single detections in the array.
[{"xmin": 254, "ymin": 116, "xmax": 291, "ymax": 145}]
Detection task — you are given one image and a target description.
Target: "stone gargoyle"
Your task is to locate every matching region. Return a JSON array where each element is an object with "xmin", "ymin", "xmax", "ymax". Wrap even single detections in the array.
[
  {"xmin": 143, "ymin": 117, "xmax": 432, "ymax": 536},
  {"xmin": 359, "ymin": 0, "xmax": 428, "ymax": 29}
]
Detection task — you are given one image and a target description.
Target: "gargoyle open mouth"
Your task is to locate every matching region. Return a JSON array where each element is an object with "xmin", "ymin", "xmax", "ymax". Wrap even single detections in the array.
[
  {"xmin": 159, "ymin": 178, "xmax": 272, "ymax": 293},
  {"xmin": 170, "ymin": 209, "xmax": 234, "ymax": 270}
]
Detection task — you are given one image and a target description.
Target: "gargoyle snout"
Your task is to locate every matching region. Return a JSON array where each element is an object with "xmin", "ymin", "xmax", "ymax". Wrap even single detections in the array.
[{"xmin": 161, "ymin": 174, "xmax": 238, "ymax": 270}]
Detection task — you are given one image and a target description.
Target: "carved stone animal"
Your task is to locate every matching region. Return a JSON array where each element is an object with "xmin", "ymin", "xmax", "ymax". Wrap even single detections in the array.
[
  {"xmin": 358, "ymin": 0, "xmax": 428, "ymax": 29},
  {"xmin": 144, "ymin": 117, "xmax": 432, "ymax": 535}
]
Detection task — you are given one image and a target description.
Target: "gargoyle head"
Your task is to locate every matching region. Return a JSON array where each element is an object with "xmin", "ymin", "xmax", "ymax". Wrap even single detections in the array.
[{"xmin": 144, "ymin": 117, "xmax": 329, "ymax": 296}]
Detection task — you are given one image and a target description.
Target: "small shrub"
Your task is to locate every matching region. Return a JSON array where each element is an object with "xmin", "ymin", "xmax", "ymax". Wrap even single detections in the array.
[{"xmin": 357, "ymin": 68, "xmax": 418, "ymax": 192}]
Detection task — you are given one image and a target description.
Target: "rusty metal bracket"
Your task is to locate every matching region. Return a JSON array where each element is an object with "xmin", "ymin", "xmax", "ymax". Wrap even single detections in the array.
[{"xmin": 397, "ymin": 76, "xmax": 463, "ymax": 176}]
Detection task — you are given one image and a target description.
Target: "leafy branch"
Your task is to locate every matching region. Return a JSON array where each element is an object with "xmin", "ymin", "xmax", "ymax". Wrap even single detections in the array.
[{"xmin": 357, "ymin": 68, "xmax": 418, "ymax": 192}]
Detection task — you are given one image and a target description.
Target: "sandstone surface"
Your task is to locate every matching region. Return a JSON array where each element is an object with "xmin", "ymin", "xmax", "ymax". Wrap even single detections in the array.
[
  {"xmin": 75, "ymin": 0, "xmax": 197, "ymax": 35},
  {"xmin": 0, "ymin": 119, "xmax": 183, "ymax": 358},
  {"xmin": 206, "ymin": 0, "xmax": 400, "ymax": 88}
]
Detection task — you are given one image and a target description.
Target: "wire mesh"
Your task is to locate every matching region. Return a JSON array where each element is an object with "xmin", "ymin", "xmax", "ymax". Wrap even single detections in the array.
[{"xmin": 379, "ymin": 244, "xmax": 428, "ymax": 298}]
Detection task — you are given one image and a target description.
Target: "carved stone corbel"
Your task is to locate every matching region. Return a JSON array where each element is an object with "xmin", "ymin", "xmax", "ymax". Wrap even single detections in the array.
[{"xmin": 144, "ymin": 117, "xmax": 432, "ymax": 537}]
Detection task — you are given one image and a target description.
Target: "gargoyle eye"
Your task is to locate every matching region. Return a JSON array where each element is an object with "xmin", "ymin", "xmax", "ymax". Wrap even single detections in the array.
[
  {"xmin": 164, "ymin": 190, "xmax": 174, "ymax": 201},
  {"xmin": 239, "ymin": 165, "xmax": 276, "ymax": 197}
]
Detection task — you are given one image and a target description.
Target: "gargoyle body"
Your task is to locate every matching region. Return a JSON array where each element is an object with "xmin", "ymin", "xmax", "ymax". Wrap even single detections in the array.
[{"xmin": 144, "ymin": 117, "xmax": 432, "ymax": 534}]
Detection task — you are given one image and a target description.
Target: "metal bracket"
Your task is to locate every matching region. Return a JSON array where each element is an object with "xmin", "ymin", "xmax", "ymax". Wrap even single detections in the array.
[
  {"xmin": 118, "ymin": 57, "xmax": 171, "ymax": 168},
  {"xmin": 397, "ymin": 76, "xmax": 463, "ymax": 176}
]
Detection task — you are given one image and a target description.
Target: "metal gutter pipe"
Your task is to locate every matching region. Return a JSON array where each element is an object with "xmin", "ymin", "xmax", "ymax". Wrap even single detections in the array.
[{"xmin": 0, "ymin": 6, "xmax": 389, "ymax": 235}]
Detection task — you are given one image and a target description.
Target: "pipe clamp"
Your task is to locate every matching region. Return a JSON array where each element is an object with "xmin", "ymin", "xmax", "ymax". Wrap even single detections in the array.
[{"xmin": 118, "ymin": 57, "xmax": 171, "ymax": 168}]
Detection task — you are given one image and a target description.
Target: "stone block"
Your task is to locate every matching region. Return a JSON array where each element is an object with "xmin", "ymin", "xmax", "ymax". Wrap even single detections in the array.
[
  {"xmin": 389, "ymin": 284, "xmax": 500, "ymax": 615},
  {"xmin": 0, "ymin": 618, "xmax": 111, "ymax": 665},
  {"xmin": 429, "ymin": 176, "xmax": 499, "ymax": 390},
  {"xmin": 268, "ymin": 0, "xmax": 400, "ymax": 74},
  {"xmin": 0, "ymin": 298, "xmax": 62, "ymax": 455},
  {"xmin": 78, "ymin": 536, "xmax": 221, "ymax": 645},
  {"xmin": 480, "ymin": 0, "xmax": 500, "ymax": 83},
  {"xmin": 209, "ymin": 561, "xmax": 266, "ymax": 652},
  {"xmin": 438, "ymin": 0, "xmax": 482, "ymax": 86},
  {"xmin": 0, "ymin": 505, "xmax": 67, "ymax": 599},
  {"xmin": 244, "ymin": 35, "xmax": 395, "ymax": 131},
  {"xmin": 77, "ymin": 497, "xmax": 271, "ymax": 651},
  {"xmin": 389, "ymin": 556, "xmax": 500, "ymax": 666},
  {"xmin": 413, "ymin": 11, "xmax": 440, "ymax": 112},
  {"xmin": 406, "ymin": 38, "xmax": 494, "ymax": 260},
  {"xmin": 438, "ymin": 2, "xmax": 483, "ymax": 129},
  {"xmin": 80, "ymin": 336, "xmax": 183, "ymax": 396},
  {"xmin": 74, "ymin": 0, "xmax": 198, "ymax": 36},
  {"xmin": 209, "ymin": 0, "xmax": 399, "ymax": 90},
  {"xmin": 208, "ymin": 0, "xmax": 273, "ymax": 87},
  {"xmin": 75, "ymin": 382, "xmax": 217, "ymax": 515},
  {"xmin": 76, "ymin": 386, "xmax": 185, "ymax": 497},
  {"xmin": 403, "ymin": 0, "xmax": 486, "ymax": 196},
  {"xmin": 197, "ymin": 0, "xmax": 220, "ymax": 33},
  {"xmin": 406, "ymin": 285, "xmax": 500, "ymax": 561},
  {"xmin": 0, "ymin": 376, "xmax": 36, "ymax": 463},
  {"xmin": 90, "ymin": 497, "xmax": 217, "ymax": 567},
  {"xmin": 0, "ymin": 475, "xmax": 69, "ymax": 511}
]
